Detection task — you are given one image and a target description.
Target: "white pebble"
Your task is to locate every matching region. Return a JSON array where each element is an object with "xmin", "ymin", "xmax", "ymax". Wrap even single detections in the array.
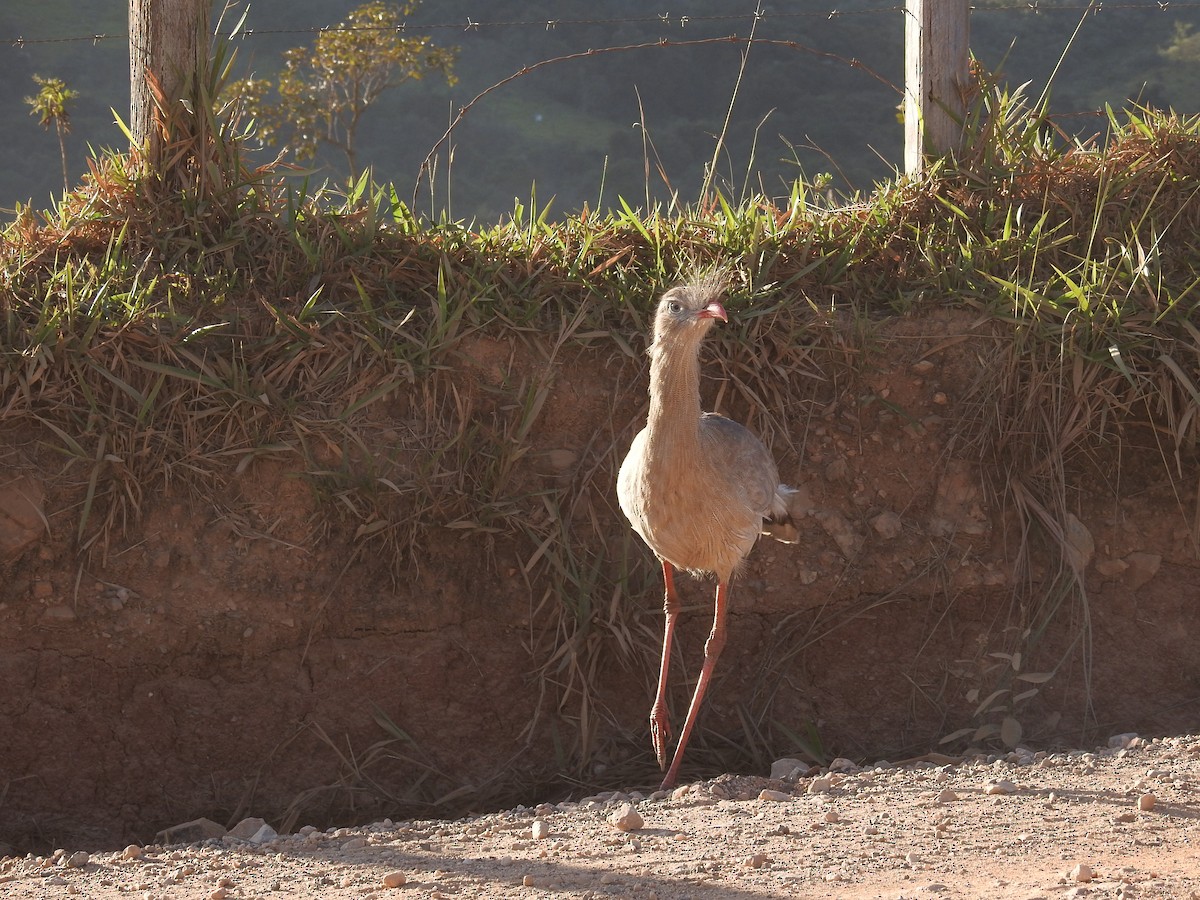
[
  {"xmin": 609, "ymin": 803, "xmax": 643, "ymax": 832},
  {"xmin": 1069, "ymin": 863, "xmax": 1094, "ymax": 882},
  {"xmin": 934, "ymin": 788, "xmax": 958, "ymax": 803},
  {"xmin": 983, "ymin": 779, "xmax": 1017, "ymax": 795},
  {"xmin": 758, "ymin": 789, "xmax": 790, "ymax": 802},
  {"xmin": 530, "ymin": 819, "xmax": 550, "ymax": 840},
  {"xmin": 807, "ymin": 776, "xmax": 833, "ymax": 794}
]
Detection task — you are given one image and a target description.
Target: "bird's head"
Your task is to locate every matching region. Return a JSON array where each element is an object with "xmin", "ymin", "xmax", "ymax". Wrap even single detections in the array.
[{"xmin": 651, "ymin": 284, "xmax": 728, "ymax": 347}]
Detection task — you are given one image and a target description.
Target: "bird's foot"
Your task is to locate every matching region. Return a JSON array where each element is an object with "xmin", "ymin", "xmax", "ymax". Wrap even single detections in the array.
[{"xmin": 649, "ymin": 705, "xmax": 671, "ymax": 771}]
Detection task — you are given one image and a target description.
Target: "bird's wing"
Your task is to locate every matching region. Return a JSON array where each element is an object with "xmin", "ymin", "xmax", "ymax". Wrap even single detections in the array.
[{"xmin": 698, "ymin": 413, "xmax": 780, "ymax": 519}]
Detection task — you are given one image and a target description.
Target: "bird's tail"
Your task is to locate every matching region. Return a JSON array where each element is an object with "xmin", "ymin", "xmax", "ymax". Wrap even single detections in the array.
[{"xmin": 761, "ymin": 484, "xmax": 800, "ymax": 544}]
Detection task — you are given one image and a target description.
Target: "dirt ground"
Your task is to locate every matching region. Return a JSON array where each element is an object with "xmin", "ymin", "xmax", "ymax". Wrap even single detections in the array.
[
  {"xmin": 3, "ymin": 307, "xmax": 1200, "ymax": 883},
  {"xmin": 4, "ymin": 732, "xmax": 1200, "ymax": 899}
]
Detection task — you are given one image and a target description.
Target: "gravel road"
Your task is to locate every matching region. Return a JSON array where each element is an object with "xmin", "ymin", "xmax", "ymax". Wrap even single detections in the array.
[{"xmin": 4, "ymin": 733, "xmax": 1200, "ymax": 899}]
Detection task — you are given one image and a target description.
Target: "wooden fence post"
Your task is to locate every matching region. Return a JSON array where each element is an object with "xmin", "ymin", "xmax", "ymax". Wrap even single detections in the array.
[{"xmin": 904, "ymin": 0, "xmax": 971, "ymax": 174}]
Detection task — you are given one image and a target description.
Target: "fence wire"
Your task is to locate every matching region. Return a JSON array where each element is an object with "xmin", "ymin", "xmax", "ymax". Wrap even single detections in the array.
[{"xmin": 6, "ymin": 2, "xmax": 1200, "ymax": 48}]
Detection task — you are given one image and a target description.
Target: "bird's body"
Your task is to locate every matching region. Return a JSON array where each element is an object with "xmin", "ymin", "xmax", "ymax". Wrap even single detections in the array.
[{"xmin": 617, "ymin": 278, "xmax": 795, "ymax": 790}]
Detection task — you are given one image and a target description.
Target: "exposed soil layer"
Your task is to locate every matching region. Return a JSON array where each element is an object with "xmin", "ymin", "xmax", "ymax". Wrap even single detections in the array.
[{"xmin": 3, "ymin": 309, "xmax": 1199, "ymax": 854}]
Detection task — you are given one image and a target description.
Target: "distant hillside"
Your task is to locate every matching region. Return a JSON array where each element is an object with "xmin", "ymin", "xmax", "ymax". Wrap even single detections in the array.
[{"xmin": 2, "ymin": 1, "xmax": 1199, "ymax": 221}]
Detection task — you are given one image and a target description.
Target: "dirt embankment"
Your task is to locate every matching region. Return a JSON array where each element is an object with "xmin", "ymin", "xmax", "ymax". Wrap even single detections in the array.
[{"xmin": 2, "ymin": 308, "xmax": 1199, "ymax": 855}]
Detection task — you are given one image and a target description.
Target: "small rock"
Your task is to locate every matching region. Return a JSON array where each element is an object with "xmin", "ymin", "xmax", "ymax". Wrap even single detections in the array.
[
  {"xmin": 807, "ymin": 776, "xmax": 833, "ymax": 795},
  {"xmin": 209, "ymin": 889, "xmax": 227, "ymax": 900},
  {"xmin": 934, "ymin": 788, "xmax": 958, "ymax": 803},
  {"xmin": 745, "ymin": 853, "xmax": 769, "ymax": 869},
  {"xmin": 828, "ymin": 757, "xmax": 859, "ymax": 773},
  {"xmin": 530, "ymin": 819, "xmax": 549, "ymax": 840},
  {"xmin": 341, "ymin": 837, "xmax": 367, "ymax": 852},
  {"xmin": 382, "ymin": 871, "xmax": 406, "ymax": 888},
  {"xmin": 1069, "ymin": 863, "xmax": 1094, "ymax": 882},
  {"xmin": 770, "ymin": 757, "xmax": 806, "ymax": 780},
  {"xmin": 823, "ymin": 810, "xmax": 840, "ymax": 823},
  {"xmin": 65, "ymin": 851, "xmax": 89, "ymax": 868},
  {"xmin": 545, "ymin": 448, "xmax": 578, "ymax": 471},
  {"xmin": 1137, "ymin": 793, "xmax": 1156, "ymax": 811},
  {"xmin": 521, "ymin": 874, "xmax": 538, "ymax": 888},
  {"xmin": 758, "ymin": 789, "xmax": 790, "ymax": 802},
  {"xmin": 911, "ymin": 359, "xmax": 935, "ymax": 375},
  {"xmin": 41, "ymin": 605, "xmax": 76, "ymax": 622},
  {"xmin": 1123, "ymin": 551, "xmax": 1161, "ymax": 590},
  {"xmin": 122, "ymin": 845, "xmax": 143, "ymax": 860},
  {"xmin": 983, "ymin": 779, "xmax": 1017, "ymax": 795},
  {"xmin": 609, "ymin": 803, "xmax": 643, "ymax": 832},
  {"xmin": 229, "ymin": 817, "xmax": 278, "ymax": 845},
  {"xmin": 870, "ymin": 510, "xmax": 903, "ymax": 539},
  {"xmin": 1108, "ymin": 732, "xmax": 1139, "ymax": 750}
]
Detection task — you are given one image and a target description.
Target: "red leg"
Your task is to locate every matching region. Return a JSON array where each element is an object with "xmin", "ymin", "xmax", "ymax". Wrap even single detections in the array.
[
  {"xmin": 660, "ymin": 580, "xmax": 730, "ymax": 791},
  {"xmin": 650, "ymin": 560, "xmax": 680, "ymax": 770}
]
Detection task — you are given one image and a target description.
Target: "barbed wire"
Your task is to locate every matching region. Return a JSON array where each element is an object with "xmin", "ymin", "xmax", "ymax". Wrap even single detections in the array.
[{"xmin": 4, "ymin": 2, "xmax": 1200, "ymax": 49}]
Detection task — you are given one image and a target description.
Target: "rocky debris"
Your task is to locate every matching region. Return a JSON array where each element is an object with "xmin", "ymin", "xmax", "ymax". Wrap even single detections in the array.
[
  {"xmin": 757, "ymin": 789, "xmax": 791, "ymax": 802},
  {"xmin": 770, "ymin": 757, "xmax": 807, "ymax": 779},
  {"xmin": 813, "ymin": 507, "xmax": 863, "ymax": 559},
  {"xmin": 869, "ymin": 509, "xmax": 903, "ymax": 539},
  {"xmin": 4, "ymin": 735, "xmax": 1200, "ymax": 899},
  {"xmin": 228, "ymin": 817, "xmax": 277, "ymax": 844},
  {"xmin": 807, "ymin": 775, "xmax": 833, "ymax": 794},
  {"xmin": 1069, "ymin": 862, "xmax": 1095, "ymax": 882},
  {"xmin": 1109, "ymin": 732, "xmax": 1140, "ymax": 750},
  {"xmin": 929, "ymin": 460, "xmax": 988, "ymax": 537},
  {"xmin": 983, "ymin": 778, "xmax": 1017, "ymax": 795}
]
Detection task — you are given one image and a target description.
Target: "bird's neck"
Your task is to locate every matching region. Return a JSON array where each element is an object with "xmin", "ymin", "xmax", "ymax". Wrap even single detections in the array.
[{"xmin": 645, "ymin": 338, "xmax": 703, "ymax": 448}]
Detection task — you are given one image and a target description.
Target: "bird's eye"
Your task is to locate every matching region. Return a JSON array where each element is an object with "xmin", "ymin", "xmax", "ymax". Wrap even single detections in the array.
[{"xmin": 666, "ymin": 300, "xmax": 683, "ymax": 314}]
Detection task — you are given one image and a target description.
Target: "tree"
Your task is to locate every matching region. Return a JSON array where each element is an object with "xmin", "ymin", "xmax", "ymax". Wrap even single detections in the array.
[
  {"xmin": 225, "ymin": 1, "xmax": 457, "ymax": 180},
  {"xmin": 128, "ymin": 0, "xmax": 209, "ymax": 178},
  {"xmin": 25, "ymin": 75, "xmax": 78, "ymax": 194}
]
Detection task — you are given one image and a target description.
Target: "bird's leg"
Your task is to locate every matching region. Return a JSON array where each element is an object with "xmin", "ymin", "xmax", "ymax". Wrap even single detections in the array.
[
  {"xmin": 650, "ymin": 560, "xmax": 680, "ymax": 771},
  {"xmin": 660, "ymin": 579, "xmax": 730, "ymax": 791}
]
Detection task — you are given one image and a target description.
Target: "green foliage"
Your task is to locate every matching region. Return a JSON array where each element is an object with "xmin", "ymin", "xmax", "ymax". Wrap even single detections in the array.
[
  {"xmin": 24, "ymin": 74, "xmax": 78, "ymax": 193},
  {"xmin": 224, "ymin": 0, "xmax": 458, "ymax": 179}
]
